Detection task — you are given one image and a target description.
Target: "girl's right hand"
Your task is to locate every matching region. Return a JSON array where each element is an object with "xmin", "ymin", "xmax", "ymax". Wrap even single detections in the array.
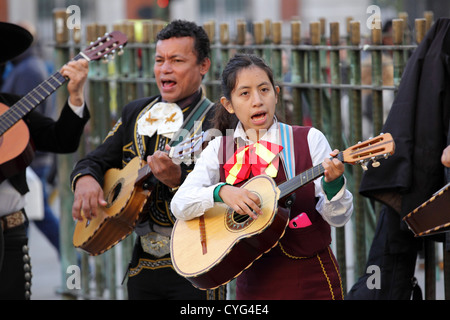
[{"xmin": 219, "ymin": 185, "xmax": 263, "ymax": 219}]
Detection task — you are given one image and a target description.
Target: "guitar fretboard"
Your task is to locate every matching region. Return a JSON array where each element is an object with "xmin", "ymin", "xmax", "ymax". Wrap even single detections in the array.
[
  {"xmin": 0, "ymin": 53, "xmax": 83, "ymax": 136},
  {"xmin": 278, "ymin": 152, "xmax": 343, "ymax": 198}
]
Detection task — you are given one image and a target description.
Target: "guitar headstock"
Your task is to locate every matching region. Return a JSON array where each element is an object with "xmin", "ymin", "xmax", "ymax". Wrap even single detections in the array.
[
  {"xmin": 342, "ymin": 133, "xmax": 395, "ymax": 170},
  {"xmin": 169, "ymin": 131, "xmax": 213, "ymax": 164},
  {"xmin": 81, "ymin": 31, "xmax": 128, "ymax": 62}
]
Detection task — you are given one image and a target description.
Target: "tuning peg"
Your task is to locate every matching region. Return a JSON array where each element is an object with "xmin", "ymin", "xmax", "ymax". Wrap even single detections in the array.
[
  {"xmin": 360, "ymin": 160, "xmax": 369, "ymax": 171},
  {"xmin": 118, "ymin": 46, "xmax": 124, "ymax": 56},
  {"xmin": 372, "ymin": 160, "xmax": 380, "ymax": 167}
]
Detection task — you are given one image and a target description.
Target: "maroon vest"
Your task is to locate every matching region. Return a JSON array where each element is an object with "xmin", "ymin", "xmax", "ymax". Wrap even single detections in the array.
[{"xmin": 219, "ymin": 126, "xmax": 331, "ymax": 257}]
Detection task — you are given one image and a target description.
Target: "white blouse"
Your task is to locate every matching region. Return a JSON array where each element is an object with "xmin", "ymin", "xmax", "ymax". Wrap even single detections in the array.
[{"xmin": 171, "ymin": 121, "xmax": 353, "ymax": 227}]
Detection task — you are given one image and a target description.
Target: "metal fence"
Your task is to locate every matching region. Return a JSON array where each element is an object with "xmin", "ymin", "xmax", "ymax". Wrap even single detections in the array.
[{"xmin": 51, "ymin": 9, "xmax": 448, "ymax": 299}]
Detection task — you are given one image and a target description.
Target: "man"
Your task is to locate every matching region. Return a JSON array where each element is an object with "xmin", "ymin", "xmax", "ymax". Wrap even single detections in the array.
[
  {"xmin": 2, "ymin": 21, "xmax": 61, "ymax": 255},
  {"xmin": 0, "ymin": 21, "xmax": 90, "ymax": 299},
  {"xmin": 70, "ymin": 20, "xmax": 223, "ymax": 300},
  {"xmin": 346, "ymin": 18, "xmax": 450, "ymax": 300}
]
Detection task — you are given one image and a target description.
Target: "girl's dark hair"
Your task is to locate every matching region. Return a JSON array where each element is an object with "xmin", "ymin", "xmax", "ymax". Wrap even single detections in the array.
[
  {"xmin": 213, "ymin": 53, "xmax": 277, "ymax": 134},
  {"xmin": 156, "ymin": 19, "xmax": 211, "ymax": 63}
]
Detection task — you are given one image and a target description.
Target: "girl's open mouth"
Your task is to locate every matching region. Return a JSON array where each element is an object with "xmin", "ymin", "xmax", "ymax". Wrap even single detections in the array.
[{"xmin": 251, "ymin": 112, "xmax": 267, "ymax": 125}]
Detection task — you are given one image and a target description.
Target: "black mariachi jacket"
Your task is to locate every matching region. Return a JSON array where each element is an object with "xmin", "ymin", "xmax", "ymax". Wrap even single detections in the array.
[
  {"xmin": 359, "ymin": 18, "xmax": 450, "ymax": 221},
  {"xmin": 70, "ymin": 92, "xmax": 215, "ymax": 229},
  {"xmin": 0, "ymin": 93, "xmax": 90, "ymax": 195}
]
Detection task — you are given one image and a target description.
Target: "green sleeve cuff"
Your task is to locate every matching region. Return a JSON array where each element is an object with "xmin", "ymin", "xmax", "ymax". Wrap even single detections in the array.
[
  {"xmin": 322, "ymin": 175, "xmax": 344, "ymax": 200},
  {"xmin": 213, "ymin": 183, "xmax": 228, "ymax": 202}
]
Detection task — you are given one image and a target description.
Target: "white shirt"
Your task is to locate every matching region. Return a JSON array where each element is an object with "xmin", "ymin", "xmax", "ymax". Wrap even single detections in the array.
[{"xmin": 171, "ymin": 121, "xmax": 353, "ymax": 227}]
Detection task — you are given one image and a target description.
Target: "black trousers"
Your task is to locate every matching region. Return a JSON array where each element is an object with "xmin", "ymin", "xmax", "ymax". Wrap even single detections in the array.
[
  {"xmin": 0, "ymin": 223, "xmax": 31, "ymax": 300},
  {"xmin": 345, "ymin": 205, "xmax": 423, "ymax": 300}
]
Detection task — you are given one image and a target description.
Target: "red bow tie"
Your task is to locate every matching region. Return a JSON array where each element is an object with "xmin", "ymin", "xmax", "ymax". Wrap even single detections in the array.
[{"xmin": 223, "ymin": 141, "xmax": 283, "ymax": 185}]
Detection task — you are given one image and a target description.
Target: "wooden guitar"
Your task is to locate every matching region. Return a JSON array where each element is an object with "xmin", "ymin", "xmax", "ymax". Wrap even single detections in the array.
[
  {"xmin": 73, "ymin": 132, "xmax": 211, "ymax": 256},
  {"xmin": 0, "ymin": 31, "xmax": 128, "ymax": 183},
  {"xmin": 171, "ymin": 133, "xmax": 396, "ymax": 289}
]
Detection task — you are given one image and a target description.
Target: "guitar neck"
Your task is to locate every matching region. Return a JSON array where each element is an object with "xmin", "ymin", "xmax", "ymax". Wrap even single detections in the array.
[
  {"xmin": 0, "ymin": 53, "xmax": 84, "ymax": 137},
  {"xmin": 278, "ymin": 152, "xmax": 343, "ymax": 198}
]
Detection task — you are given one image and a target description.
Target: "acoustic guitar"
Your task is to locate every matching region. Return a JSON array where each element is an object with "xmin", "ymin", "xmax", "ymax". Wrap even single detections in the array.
[
  {"xmin": 0, "ymin": 31, "xmax": 128, "ymax": 183},
  {"xmin": 73, "ymin": 131, "xmax": 211, "ymax": 256},
  {"xmin": 171, "ymin": 133, "xmax": 396, "ymax": 289}
]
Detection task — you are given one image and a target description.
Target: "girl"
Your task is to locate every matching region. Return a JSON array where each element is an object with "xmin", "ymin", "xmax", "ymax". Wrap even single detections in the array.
[{"xmin": 171, "ymin": 54, "xmax": 353, "ymax": 300}]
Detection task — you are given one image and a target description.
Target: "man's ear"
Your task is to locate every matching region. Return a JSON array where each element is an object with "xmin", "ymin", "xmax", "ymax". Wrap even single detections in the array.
[
  {"xmin": 220, "ymin": 96, "xmax": 234, "ymax": 114},
  {"xmin": 200, "ymin": 58, "xmax": 211, "ymax": 77}
]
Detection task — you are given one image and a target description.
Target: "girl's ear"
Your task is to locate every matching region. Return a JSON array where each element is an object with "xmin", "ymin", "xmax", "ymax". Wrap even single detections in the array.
[
  {"xmin": 220, "ymin": 96, "xmax": 235, "ymax": 114},
  {"xmin": 275, "ymin": 85, "xmax": 280, "ymax": 103}
]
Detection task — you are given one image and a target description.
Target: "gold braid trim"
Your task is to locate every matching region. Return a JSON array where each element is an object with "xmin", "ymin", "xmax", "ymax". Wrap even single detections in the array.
[
  {"xmin": 327, "ymin": 246, "xmax": 344, "ymax": 300},
  {"xmin": 279, "ymin": 243, "xmax": 343, "ymax": 300},
  {"xmin": 128, "ymin": 257, "xmax": 173, "ymax": 277},
  {"xmin": 316, "ymin": 252, "xmax": 335, "ymax": 300},
  {"xmin": 278, "ymin": 242, "xmax": 310, "ymax": 259}
]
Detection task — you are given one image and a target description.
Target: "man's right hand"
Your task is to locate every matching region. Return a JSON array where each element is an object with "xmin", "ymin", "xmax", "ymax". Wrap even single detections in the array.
[
  {"xmin": 442, "ymin": 145, "xmax": 450, "ymax": 168},
  {"xmin": 72, "ymin": 175, "xmax": 107, "ymax": 221}
]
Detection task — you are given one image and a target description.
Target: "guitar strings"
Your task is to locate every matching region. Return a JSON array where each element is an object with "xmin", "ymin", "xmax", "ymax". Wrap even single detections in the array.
[{"xmin": 0, "ymin": 72, "xmax": 67, "ymax": 135}]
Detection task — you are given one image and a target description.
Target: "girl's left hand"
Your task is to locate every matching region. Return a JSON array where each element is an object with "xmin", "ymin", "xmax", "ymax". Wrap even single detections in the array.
[{"xmin": 322, "ymin": 149, "xmax": 344, "ymax": 183}]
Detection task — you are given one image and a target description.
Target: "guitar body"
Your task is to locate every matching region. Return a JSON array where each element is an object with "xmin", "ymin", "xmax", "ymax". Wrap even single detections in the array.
[
  {"xmin": 171, "ymin": 174, "xmax": 290, "ymax": 289},
  {"xmin": 0, "ymin": 103, "xmax": 35, "ymax": 182},
  {"xmin": 73, "ymin": 157, "xmax": 151, "ymax": 255}
]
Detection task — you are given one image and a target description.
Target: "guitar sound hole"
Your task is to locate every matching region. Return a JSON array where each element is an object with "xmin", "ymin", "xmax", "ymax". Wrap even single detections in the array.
[
  {"xmin": 225, "ymin": 191, "xmax": 262, "ymax": 232},
  {"xmin": 225, "ymin": 209, "xmax": 254, "ymax": 231},
  {"xmin": 233, "ymin": 212, "xmax": 251, "ymax": 224},
  {"xmin": 105, "ymin": 179, "xmax": 123, "ymax": 208}
]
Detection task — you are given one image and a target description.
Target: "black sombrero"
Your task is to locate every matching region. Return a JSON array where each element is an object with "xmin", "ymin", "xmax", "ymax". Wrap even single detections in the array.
[{"xmin": 0, "ymin": 22, "xmax": 33, "ymax": 64}]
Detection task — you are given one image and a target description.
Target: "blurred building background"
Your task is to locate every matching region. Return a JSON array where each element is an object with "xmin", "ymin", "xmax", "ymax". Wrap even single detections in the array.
[{"xmin": 1, "ymin": 0, "xmax": 450, "ymax": 50}]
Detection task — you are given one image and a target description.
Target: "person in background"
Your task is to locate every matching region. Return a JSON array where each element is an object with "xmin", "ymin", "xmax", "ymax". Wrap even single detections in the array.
[
  {"xmin": 1, "ymin": 21, "xmax": 60, "ymax": 255},
  {"xmin": 0, "ymin": 21, "xmax": 90, "ymax": 300}
]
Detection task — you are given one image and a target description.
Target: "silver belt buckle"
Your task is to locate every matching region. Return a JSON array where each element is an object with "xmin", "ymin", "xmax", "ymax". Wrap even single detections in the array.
[{"xmin": 140, "ymin": 232, "xmax": 171, "ymax": 258}]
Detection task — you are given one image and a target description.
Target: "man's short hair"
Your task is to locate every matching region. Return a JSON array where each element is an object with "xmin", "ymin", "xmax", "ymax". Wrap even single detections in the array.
[{"xmin": 157, "ymin": 19, "xmax": 211, "ymax": 64}]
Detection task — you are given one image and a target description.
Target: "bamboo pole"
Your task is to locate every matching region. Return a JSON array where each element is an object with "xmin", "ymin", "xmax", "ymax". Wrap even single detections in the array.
[
  {"xmin": 290, "ymin": 20, "xmax": 304, "ymax": 126},
  {"xmin": 329, "ymin": 21, "xmax": 347, "ymax": 293},
  {"xmin": 371, "ymin": 21, "xmax": 383, "ymax": 137},
  {"xmin": 53, "ymin": 8, "xmax": 77, "ymax": 299},
  {"xmin": 392, "ymin": 19, "xmax": 404, "ymax": 90},
  {"xmin": 348, "ymin": 20, "xmax": 365, "ymax": 280},
  {"xmin": 309, "ymin": 21, "xmax": 322, "ymax": 131}
]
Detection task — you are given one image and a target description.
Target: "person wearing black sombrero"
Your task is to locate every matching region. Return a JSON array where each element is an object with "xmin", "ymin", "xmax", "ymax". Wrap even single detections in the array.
[{"xmin": 0, "ymin": 21, "xmax": 90, "ymax": 300}]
